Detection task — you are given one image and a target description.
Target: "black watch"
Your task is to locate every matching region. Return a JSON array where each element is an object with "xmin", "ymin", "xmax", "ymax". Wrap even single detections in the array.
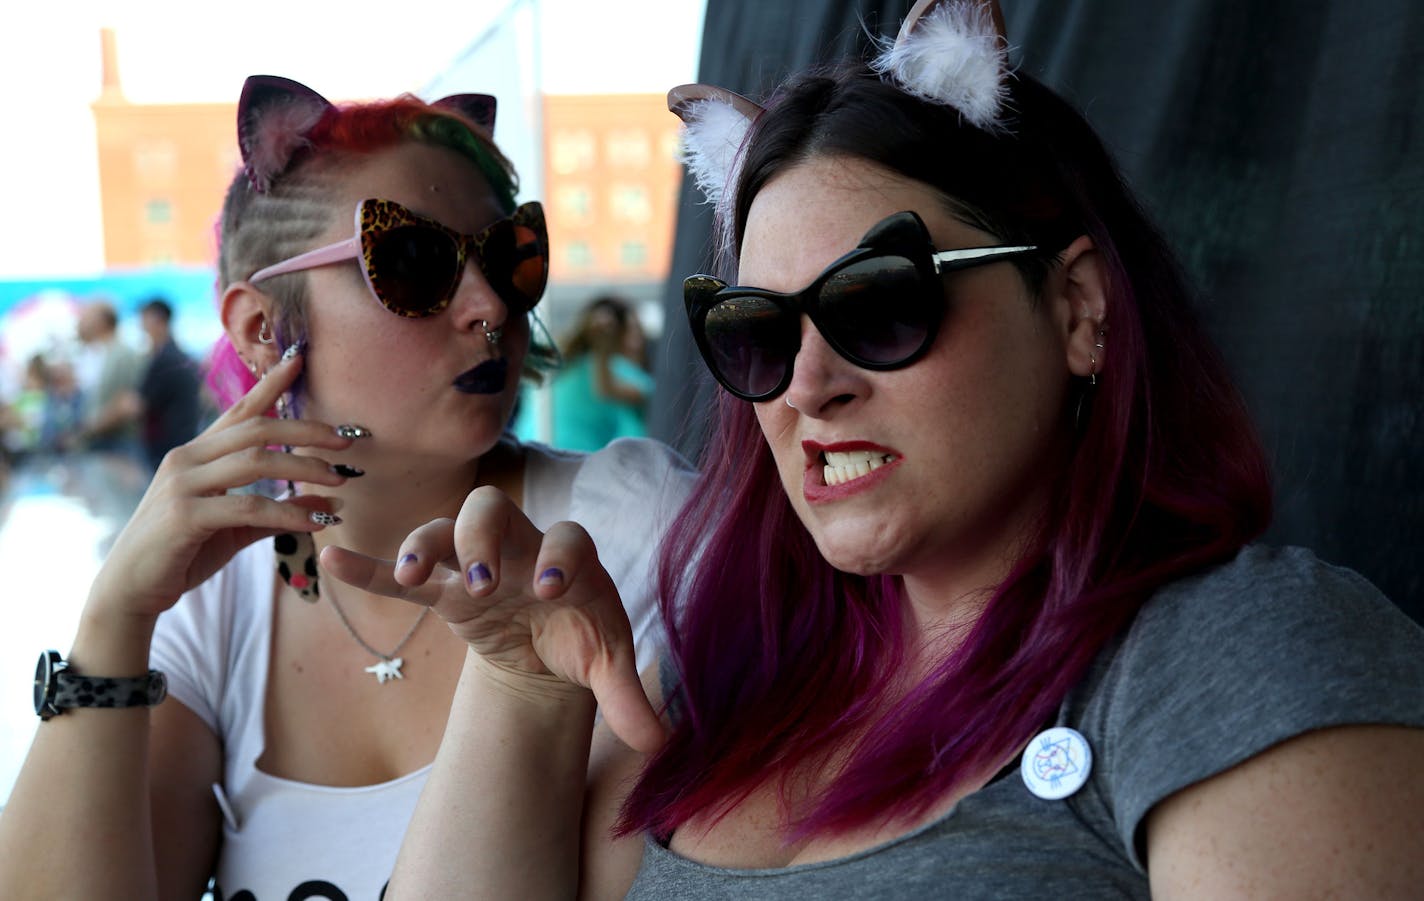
[{"xmin": 33, "ymin": 650, "xmax": 167, "ymax": 721}]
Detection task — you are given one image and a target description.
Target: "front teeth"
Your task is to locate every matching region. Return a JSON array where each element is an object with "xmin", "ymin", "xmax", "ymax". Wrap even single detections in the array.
[{"xmin": 823, "ymin": 449, "xmax": 895, "ymax": 486}]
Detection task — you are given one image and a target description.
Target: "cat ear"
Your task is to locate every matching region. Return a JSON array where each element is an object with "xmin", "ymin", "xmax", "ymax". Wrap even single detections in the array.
[
  {"xmin": 667, "ymin": 83, "xmax": 764, "ymax": 208},
  {"xmin": 871, "ymin": 0, "xmax": 1011, "ymax": 131},
  {"xmin": 432, "ymin": 93, "xmax": 497, "ymax": 135},
  {"xmin": 238, "ymin": 75, "xmax": 334, "ymax": 193}
]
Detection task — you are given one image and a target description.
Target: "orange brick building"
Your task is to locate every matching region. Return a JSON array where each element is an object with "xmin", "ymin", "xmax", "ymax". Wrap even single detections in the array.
[{"xmin": 90, "ymin": 30, "xmax": 685, "ymax": 329}]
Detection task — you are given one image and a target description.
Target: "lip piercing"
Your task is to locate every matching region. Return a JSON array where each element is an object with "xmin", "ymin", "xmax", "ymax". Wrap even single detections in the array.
[{"xmin": 482, "ymin": 320, "xmax": 503, "ymax": 345}]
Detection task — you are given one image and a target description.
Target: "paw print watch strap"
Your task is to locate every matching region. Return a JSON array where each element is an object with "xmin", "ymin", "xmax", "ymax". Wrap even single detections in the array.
[{"xmin": 34, "ymin": 650, "xmax": 168, "ymax": 721}]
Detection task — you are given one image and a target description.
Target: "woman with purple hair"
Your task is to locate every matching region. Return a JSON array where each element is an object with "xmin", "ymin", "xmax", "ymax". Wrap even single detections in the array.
[
  {"xmin": 371, "ymin": 2, "xmax": 1424, "ymax": 897},
  {"xmin": 0, "ymin": 76, "xmax": 694, "ymax": 899}
]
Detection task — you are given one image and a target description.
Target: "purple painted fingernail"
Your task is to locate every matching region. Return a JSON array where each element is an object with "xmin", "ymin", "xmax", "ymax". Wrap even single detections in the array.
[
  {"xmin": 398, "ymin": 553, "xmax": 418, "ymax": 568},
  {"xmin": 538, "ymin": 567, "xmax": 565, "ymax": 586},
  {"xmin": 466, "ymin": 562, "xmax": 492, "ymax": 588}
]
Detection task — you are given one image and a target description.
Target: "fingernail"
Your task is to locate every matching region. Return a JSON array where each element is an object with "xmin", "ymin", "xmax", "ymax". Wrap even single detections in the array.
[
  {"xmin": 309, "ymin": 510, "xmax": 341, "ymax": 526},
  {"xmin": 466, "ymin": 562, "xmax": 491, "ymax": 589},
  {"xmin": 335, "ymin": 424, "xmax": 373, "ymax": 439},
  {"xmin": 331, "ymin": 464, "xmax": 365, "ymax": 477},
  {"xmin": 398, "ymin": 553, "xmax": 419, "ymax": 568},
  {"xmin": 538, "ymin": 566, "xmax": 565, "ymax": 587},
  {"xmin": 281, "ymin": 340, "xmax": 306, "ymax": 361}
]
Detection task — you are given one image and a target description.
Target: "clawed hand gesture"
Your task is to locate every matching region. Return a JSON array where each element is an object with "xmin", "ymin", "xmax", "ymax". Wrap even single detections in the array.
[{"xmin": 320, "ymin": 488, "xmax": 666, "ymax": 754}]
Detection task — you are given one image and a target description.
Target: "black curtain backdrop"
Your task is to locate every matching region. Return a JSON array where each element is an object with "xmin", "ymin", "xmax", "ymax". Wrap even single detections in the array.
[{"xmin": 648, "ymin": 0, "xmax": 1423, "ymax": 623}]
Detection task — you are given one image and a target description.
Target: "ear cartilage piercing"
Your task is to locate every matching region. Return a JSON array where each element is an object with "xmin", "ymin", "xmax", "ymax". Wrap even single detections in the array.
[{"xmin": 258, "ymin": 318, "xmax": 275, "ymax": 345}]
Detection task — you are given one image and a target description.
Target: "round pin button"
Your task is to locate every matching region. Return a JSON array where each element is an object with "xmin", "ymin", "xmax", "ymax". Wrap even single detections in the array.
[{"xmin": 1020, "ymin": 726, "xmax": 1092, "ymax": 800}]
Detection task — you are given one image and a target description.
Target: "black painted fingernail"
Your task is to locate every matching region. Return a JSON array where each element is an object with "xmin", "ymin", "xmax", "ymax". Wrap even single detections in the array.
[
  {"xmin": 467, "ymin": 562, "xmax": 491, "ymax": 588},
  {"xmin": 538, "ymin": 566, "xmax": 565, "ymax": 586},
  {"xmin": 335, "ymin": 424, "xmax": 373, "ymax": 439},
  {"xmin": 281, "ymin": 341, "xmax": 305, "ymax": 362},
  {"xmin": 331, "ymin": 464, "xmax": 365, "ymax": 478}
]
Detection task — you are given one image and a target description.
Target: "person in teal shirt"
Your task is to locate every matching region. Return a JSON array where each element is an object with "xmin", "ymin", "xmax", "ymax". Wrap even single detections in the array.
[{"xmin": 536, "ymin": 294, "xmax": 654, "ymax": 451}]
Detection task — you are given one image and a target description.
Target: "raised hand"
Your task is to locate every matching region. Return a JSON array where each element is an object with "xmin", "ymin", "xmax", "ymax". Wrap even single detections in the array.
[
  {"xmin": 320, "ymin": 486, "xmax": 666, "ymax": 753},
  {"xmin": 87, "ymin": 350, "xmax": 359, "ymax": 621}
]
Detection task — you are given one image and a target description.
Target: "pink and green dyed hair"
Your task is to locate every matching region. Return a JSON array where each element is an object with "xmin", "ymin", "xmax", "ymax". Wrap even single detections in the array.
[
  {"xmin": 206, "ymin": 87, "xmax": 520, "ymax": 412},
  {"xmin": 620, "ymin": 65, "xmax": 1272, "ymax": 841}
]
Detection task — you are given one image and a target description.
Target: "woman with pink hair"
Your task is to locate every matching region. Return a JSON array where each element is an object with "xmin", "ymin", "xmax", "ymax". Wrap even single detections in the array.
[
  {"xmin": 374, "ymin": 2, "xmax": 1424, "ymax": 898},
  {"xmin": 0, "ymin": 75, "xmax": 694, "ymax": 899}
]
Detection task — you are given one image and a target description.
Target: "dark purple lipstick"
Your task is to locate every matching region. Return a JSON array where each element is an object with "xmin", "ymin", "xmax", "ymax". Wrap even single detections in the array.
[{"xmin": 452, "ymin": 358, "xmax": 509, "ymax": 394}]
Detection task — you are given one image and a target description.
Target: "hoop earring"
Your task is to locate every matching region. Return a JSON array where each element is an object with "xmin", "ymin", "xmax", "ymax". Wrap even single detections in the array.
[
  {"xmin": 785, "ymin": 397, "xmax": 797, "ymax": 410},
  {"xmin": 257, "ymin": 318, "xmax": 274, "ymax": 345}
]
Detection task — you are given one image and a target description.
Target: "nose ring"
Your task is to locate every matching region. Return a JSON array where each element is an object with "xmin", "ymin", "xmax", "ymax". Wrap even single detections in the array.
[{"xmin": 482, "ymin": 320, "xmax": 503, "ymax": 346}]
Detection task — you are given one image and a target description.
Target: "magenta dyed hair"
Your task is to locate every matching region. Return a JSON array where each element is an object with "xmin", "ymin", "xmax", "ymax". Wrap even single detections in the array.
[{"xmin": 620, "ymin": 66, "xmax": 1272, "ymax": 839}]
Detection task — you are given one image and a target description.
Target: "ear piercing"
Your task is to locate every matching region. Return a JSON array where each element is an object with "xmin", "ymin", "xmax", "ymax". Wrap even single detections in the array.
[
  {"xmin": 1090, "ymin": 324, "xmax": 1107, "ymax": 386},
  {"xmin": 785, "ymin": 397, "xmax": 798, "ymax": 410},
  {"xmin": 257, "ymin": 318, "xmax": 274, "ymax": 345}
]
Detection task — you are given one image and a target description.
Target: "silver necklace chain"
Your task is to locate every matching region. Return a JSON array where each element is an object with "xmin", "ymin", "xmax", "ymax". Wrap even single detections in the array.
[{"xmin": 324, "ymin": 583, "xmax": 431, "ymax": 683}]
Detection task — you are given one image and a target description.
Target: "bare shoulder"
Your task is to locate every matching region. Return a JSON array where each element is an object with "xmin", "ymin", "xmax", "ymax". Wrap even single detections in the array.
[
  {"xmin": 580, "ymin": 661, "xmax": 664, "ymax": 901},
  {"xmin": 1145, "ymin": 723, "xmax": 1424, "ymax": 900}
]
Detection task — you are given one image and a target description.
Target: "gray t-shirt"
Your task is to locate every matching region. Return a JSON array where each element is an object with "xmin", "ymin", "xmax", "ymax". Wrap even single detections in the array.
[{"xmin": 626, "ymin": 546, "xmax": 1424, "ymax": 899}]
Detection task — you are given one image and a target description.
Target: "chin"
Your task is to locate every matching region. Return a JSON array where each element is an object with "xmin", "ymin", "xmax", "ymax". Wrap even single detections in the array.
[{"xmin": 812, "ymin": 539, "xmax": 902, "ymax": 577}]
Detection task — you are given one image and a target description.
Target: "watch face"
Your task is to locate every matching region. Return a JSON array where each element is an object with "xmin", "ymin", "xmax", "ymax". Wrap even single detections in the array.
[{"xmin": 34, "ymin": 650, "xmax": 61, "ymax": 719}]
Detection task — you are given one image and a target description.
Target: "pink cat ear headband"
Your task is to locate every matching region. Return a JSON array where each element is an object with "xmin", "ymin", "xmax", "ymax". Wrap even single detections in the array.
[
  {"xmin": 668, "ymin": 0, "xmax": 1011, "ymax": 219},
  {"xmin": 237, "ymin": 74, "xmax": 499, "ymax": 193}
]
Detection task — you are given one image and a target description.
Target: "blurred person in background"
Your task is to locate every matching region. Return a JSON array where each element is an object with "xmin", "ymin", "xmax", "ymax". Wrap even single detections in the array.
[
  {"xmin": 37, "ymin": 358, "xmax": 84, "ymax": 455},
  {"xmin": 72, "ymin": 299, "xmax": 144, "ymax": 458},
  {"xmin": 135, "ymin": 297, "xmax": 205, "ymax": 471},
  {"xmin": 547, "ymin": 293, "xmax": 655, "ymax": 451},
  {"xmin": 0, "ymin": 354, "xmax": 51, "ymax": 465}
]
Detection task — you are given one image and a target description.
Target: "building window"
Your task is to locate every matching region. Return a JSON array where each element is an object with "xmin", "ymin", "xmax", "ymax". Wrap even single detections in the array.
[
  {"xmin": 550, "ymin": 130, "xmax": 596, "ymax": 174},
  {"xmin": 145, "ymin": 199, "xmax": 173, "ymax": 224},
  {"xmin": 610, "ymin": 185, "xmax": 651, "ymax": 223},
  {"xmin": 134, "ymin": 141, "xmax": 177, "ymax": 181},
  {"xmin": 565, "ymin": 241, "xmax": 593, "ymax": 269},
  {"xmin": 659, "ymin": 130, "xmax": 682, "ymax": 163},
  {"xmin": 605, "ymin": 130, "xmax": 651, "ymax": 168},
  {"xmin": 620, "ymin": 241, "xmax": 648, "ymax": 268},
  {"xmin": 557, "ymin": 185, "xmax": 594, "ymax": 222}
]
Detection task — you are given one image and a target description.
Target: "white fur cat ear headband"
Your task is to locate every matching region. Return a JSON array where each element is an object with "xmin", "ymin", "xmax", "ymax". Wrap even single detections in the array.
[{"xmin": 668, "ymin": 0, "xmax": 1011, "ymax": 213}]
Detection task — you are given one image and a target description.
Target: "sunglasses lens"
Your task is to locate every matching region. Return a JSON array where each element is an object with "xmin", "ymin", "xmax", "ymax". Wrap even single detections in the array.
[
  {"xmin": 369, "ymin": 225, "xmax": 460, "ymax": 316},
  {"xmin": 476, "ymin": 213, "xmax": 549, "ymax": 313},
  {"xmin": 702, "ymin": 294, "xmax": 798, "ymax": 398},
  {"xmin": 818, "ymin": 256, "xmax": 934, "ymax": 365}
]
